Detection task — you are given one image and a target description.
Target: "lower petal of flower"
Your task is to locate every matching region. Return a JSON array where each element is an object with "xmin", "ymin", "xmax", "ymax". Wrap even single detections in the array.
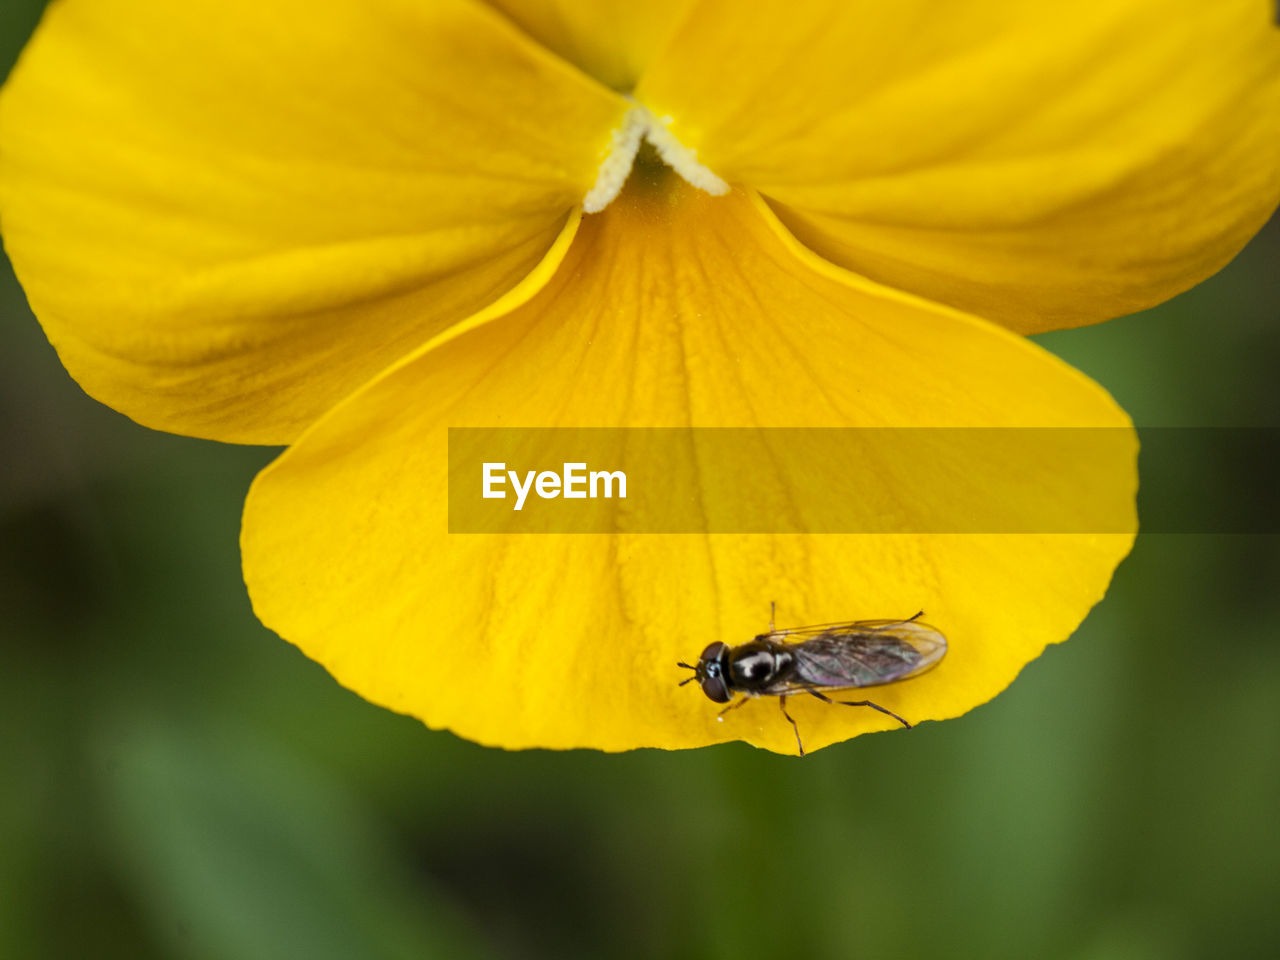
[{"xmin": 242, "ymin": 176, "xmax": 1135, "ymax": 753}]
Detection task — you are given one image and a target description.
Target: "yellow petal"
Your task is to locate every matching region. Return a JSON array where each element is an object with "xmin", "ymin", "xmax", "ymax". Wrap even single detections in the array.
[
  {"xmin": 242, "ymin": 174, "xmax": 1135, "ymax": 753},
  {"xmin": 481, "ymin": 0, "xmax": 690, "ymax": 92},
  {"xmin": 0, "ymin": 0, "xmax": 626, "ymax": 443},
  {"xmin": 637, "ymin": 0, "xmax": 1280, "ymax": 332}
]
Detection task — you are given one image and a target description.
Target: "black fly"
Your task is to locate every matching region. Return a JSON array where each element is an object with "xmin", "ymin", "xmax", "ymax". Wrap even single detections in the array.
[{"xmin": 678, "ymin": 604, "xmax": 947, "ymax": 755}]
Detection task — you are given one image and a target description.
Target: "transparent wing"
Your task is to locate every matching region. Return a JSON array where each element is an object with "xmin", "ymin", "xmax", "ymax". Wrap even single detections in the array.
[
  {"xmin": 767, "ymin": 620, "xmax": 947, "ymax": 693},
  {"xmin": 764, "ymin": 617, "xmax": 928, "ymax": 640}
]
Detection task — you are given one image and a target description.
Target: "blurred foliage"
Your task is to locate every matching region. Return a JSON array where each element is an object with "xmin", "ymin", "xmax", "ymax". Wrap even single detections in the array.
[{"xmin": 2, "ymin": 4, "xmax": 1278, "ymax": 958}]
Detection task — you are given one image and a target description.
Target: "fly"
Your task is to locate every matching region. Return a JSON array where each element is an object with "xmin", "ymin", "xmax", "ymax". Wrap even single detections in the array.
[{"xmin": 677, "ymin": 604, "xmax": 947, "ymax": 755}]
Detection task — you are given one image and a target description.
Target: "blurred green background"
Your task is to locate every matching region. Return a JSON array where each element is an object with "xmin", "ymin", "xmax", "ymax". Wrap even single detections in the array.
[{"xmin": 3, "ymin": 5, "xmax": 1278, "ymax": 959}]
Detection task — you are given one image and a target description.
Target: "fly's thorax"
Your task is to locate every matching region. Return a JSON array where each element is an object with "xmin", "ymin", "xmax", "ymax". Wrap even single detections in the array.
[{"xmin": 727, "ymin": 640, "xmax": 793, "ymax": 693}]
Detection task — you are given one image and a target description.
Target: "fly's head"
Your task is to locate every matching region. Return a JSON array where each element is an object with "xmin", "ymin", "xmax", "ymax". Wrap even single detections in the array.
[{"xmin": 676, "ymin": 641, "xmax": 732, "ymax": 703}]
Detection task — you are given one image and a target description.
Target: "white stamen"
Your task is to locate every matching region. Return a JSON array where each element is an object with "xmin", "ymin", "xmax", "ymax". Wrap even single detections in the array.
[
  {"xmin": 582, "ymin": 104, "xmax": 729, "ymax": 213},
  {"xmin": 641, "ymin": 116, "xmax": 729, "ymax": 197},
  {"xmin": 582, "ymin": 108, "xmax": 647, "ymax": 213}
]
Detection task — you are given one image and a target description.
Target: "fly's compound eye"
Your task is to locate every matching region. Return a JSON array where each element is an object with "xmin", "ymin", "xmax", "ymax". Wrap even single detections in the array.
[
  {"xmin": 699, "ymin": 670, "xmax": 731, "ymax": 704},
  {"xmin": 699, "ymin": 641, "xmax": 728, "ymax": 662},
  {"xmin": 692, "ymin": 642, "xmax": 731, "ymax": 702}
]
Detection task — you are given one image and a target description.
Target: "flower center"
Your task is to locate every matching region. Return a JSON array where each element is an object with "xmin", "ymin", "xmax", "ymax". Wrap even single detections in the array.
[{"xmin": 582, "ymin": 104, "xmax": 728, "ymax": 213}]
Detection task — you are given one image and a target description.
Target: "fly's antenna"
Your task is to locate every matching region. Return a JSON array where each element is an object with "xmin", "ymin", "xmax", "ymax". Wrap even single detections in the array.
[{"xmin": 676, "ymin": 662, "xmax": 697, "ymax": 686}]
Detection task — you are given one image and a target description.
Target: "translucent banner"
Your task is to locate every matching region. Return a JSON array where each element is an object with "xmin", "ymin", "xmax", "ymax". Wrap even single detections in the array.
[{"xmin": 447, "ymin": 427, "xmax": 1150, "ymax": 534}]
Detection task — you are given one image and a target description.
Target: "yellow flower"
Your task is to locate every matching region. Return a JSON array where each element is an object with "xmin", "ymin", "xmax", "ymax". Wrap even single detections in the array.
[{"xmin": 2, "ymin": 1, "xmax": 1277, "ymax": 753}]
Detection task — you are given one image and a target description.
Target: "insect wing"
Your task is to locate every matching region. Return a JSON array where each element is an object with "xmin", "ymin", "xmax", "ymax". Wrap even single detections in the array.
[
  {"xmin": 767, "ymin": 618, "xmax": 928, "ymax": 640},
  {"xmin": 780, "ymin": 621, "xmax": 947, "ymax": 692}
]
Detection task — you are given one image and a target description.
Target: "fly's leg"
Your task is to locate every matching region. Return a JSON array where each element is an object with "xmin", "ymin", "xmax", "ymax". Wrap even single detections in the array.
[
  {"xmin": 778, "ymin": 694, "xmax": 804, "ymax": 756},
  {"xmin": 905, "ymin": 610, "xmax": 924, "ymax": 623},
  {"xmin": 840, "ymin": 699, "xmax": 912, "ymax": 729},
  {"xmin": 717, "ymin": 697, "xmax": 750, "ymax": 720},
  {"xmin": 769, "ymin": 600, "xmax": 776, "ymax": 633},
  {"xmin": 805, "ymin": 689, "xmax": 912, "ymax": 729}
]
